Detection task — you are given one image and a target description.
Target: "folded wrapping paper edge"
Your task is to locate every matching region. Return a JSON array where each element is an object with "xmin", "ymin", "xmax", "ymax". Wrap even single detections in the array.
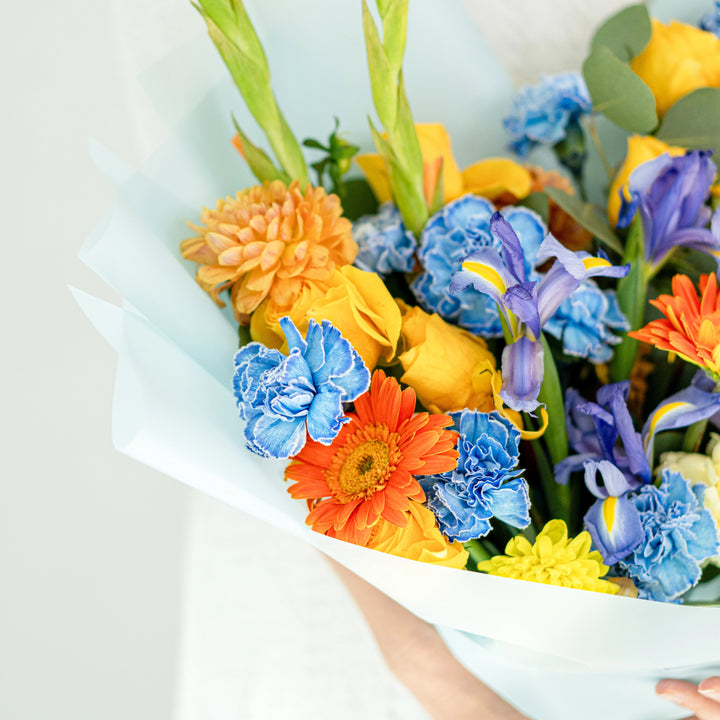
[{"xmin": 71, "ymin": 288, "xmax": 720, "ymax": 672}]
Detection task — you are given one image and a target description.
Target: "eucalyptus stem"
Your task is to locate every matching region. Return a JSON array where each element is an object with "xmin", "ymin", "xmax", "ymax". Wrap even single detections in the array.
[{"xmin": 587, "ymin": 114, "xmax": 613, "ymax": 180}]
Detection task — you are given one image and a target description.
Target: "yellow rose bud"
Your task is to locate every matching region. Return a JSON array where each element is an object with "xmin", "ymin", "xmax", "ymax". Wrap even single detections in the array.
[
  {"xmin": 607, "ymin": 135, "xmax": 685, "ymax": 226},
  {"xmin": 250, "ymin": 265, "xmax": 401, "ymax": 370},
  {"xmin": 366, "ymin": 501, "xmax": 468, "ymax": 569},
  {"xmin": 396, "ymin": 302, "xmax": 499, "ymax": 414},
  {"xmin": 631, "ymin": 19, "xmax": 720, "ymax": 117}
]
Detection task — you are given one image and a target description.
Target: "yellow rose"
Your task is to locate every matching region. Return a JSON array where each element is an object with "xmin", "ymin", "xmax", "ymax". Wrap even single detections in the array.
[
  {"xmin": 607, "ymin": 135, "xmax": 685, "ymax": 226},
  {"xmin": 659, "ymin": 440, "xmax": 720, "ymax": 566},
  {"xmin": 396, "ymin": 302, "xmax": 547, "ymax": 439},
  {"xmin": 250, "ymin": 265, "xmax": 401, "ymax": 370},
  {"xmin": 396, "ymin": 301, "xmax": 499, "ymax": 414},
  {"xmin": 631, "ymin": 19, "xmax": 720, "ymax": 117},
  {"xmin": 366, "ymin": 501, "xmax": 468, "ymax": 569},
  {"xmin": 356, "ymin": 123, "xmax": 531, "ymax": 206}
]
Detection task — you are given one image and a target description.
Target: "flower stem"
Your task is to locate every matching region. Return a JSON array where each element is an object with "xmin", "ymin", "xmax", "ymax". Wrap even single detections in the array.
[
  {"xmin": 682, "ymin": 418, "xmax": 708, "ymax": 453},
  {"xmin": 464, "ymin": 539, "xmax": 491, "ymax": 566},
  {"xmin": 587, "ymin": 115, "xmax": 613, "ymax": 180}
]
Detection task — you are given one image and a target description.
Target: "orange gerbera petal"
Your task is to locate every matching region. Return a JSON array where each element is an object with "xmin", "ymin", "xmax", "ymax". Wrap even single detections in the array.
[
  {"xmin": 285, "ymin": 370, "xmax": 459, "ymax": 545},
  {"xmin": 630, "ymin": 273, "xmax": 720, "ymax": 379}
]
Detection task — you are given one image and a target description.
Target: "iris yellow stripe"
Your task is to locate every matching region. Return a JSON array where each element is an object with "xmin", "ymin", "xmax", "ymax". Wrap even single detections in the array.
[
  {"xmin": 602, "ymin": 497, "xmax": 617, "ymax": 533},
  {"xmin": 462, "ymin": 261, "xmax": 507, "ymax": 294},
  {"xmin": 583, "ymin": 257, "xmax": 612, "ymax": 271},
  {"xmin": 649, "ymin": 401, "xmax": 686, "ymax": 436}
]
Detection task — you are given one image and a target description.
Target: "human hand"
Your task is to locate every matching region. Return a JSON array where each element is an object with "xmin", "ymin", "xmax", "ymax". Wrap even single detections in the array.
[{"xmin": 657, "ymin": 677, "xmax": 720, "ymax": 719}]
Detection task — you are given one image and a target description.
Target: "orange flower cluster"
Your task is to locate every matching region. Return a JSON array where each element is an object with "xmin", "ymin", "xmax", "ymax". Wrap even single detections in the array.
[
  {"xmin": 630, "ymin": 274, "xmax": 720, "ymax": 379},
  {"xmin": 181, "ymin": 180, "xmax": 357, "ymax": 322},
  {"xmin": 285, "ymin": 370, "xmax": 459, "ymax": 545}
]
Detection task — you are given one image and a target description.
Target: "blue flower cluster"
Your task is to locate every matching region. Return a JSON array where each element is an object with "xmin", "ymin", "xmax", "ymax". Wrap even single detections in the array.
[
  {"xmin": 503, "ymin": 72, "xmax": 592, "ymax": 157},
  {"xmin": 232, "ymin": 317, "xmax": 370, "ymax": 459},
  {"xmin": 352, "ymin": 203, "xmax": 416, "ymax": 276},
  {"xmin": 411, "ymin": 195, "xmax": 546, "ymax": 336},
  {"xmin": 544, "ymin": 280, "xmax": 629, "ymax": 363},
  {"xmin": 420, "ymin": 410, "xmax": 530, "ymax": 542},
  {"xmin": 701, "ymin": 1, "xmax": 720, "ymax": 37},
  {"xmin": 618, "ymin": 470, "xmax": 720, "ymax": 602}
]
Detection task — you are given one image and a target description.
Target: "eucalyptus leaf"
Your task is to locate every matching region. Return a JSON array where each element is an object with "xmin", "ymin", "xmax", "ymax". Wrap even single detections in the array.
[
  {"xmin": 591, "ymin": 4, "xmax": 651, "ymax": 63},
  {"xmin": 545, "ymin": 186, "xmax": 623, "ymax": 254},
  {"xmin": 656, "ymin": 88, "xmax": 720, "ymax": 166},
  {"xmin": 582, "ymin": 45, "xmax": 658, "ymax": 133}
]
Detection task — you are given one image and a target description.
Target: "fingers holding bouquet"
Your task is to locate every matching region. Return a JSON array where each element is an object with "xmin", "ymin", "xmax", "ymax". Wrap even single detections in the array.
[{"xmin": 657, "ymin": 677, "xmax": 720, "ymax": 719}]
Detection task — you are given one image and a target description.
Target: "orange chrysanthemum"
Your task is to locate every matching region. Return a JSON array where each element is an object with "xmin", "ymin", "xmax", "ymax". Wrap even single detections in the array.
[
  {"xmin": 180, "ymin": 180, "xmax": 357, "ymax": 322},
  {"xmin": 630, "ymin": 273, "xmax": 720, "ymax": 379},
  {"xmin": 285, "ymin": 370, "xmax": 459, "ymax": 545}
]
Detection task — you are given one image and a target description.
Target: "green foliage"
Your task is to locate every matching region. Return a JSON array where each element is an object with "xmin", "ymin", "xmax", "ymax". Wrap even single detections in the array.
[
  {"xmin": 591, "ymin": 4, "xmax": 652, "ymax": 63},
  {"xmin": 303, "ymin": 118, "xmax": 360, "ymax": 199},
  {"xmin": 657, "ymin": 88, "xmax": 720, "ymax": 168},
  {"xmin": 544, "ymin": 186, "xmax": 623, "ymax": 254},
  {"xmin": 194, "ymin": 0, "xmax": 309, "ymax": 185},
  {"xmin": 517, "ymin": 192, "xmax": 549, "ymax": 224},
  {"xmin": 362, "ymin": 0, "xmax": 427, "ymax": 236},
  {"xmin": 232, "ymin": 116, "xmax": 288, "ymax": 183},
  {"xmin": 610, "ymin": 216, "xmax": 647, "ymax": 383},
  {"xmin": 582, "ymin": 45, "xmax": 658, "ymax": 134}
]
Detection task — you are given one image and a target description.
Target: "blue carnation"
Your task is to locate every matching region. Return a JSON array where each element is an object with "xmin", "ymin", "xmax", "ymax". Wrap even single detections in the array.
[
  {"xmin": 232, "ymin": 317, "xmax": 370, "ymax": 459},
  {"xmin": 544, "ymin": 279, "xmax": 629, "ymax": 363},
  {"xmin": 617, "ymin": 470, "xmax": 720, "ymax": 603},
  {"xmin": 411, "ymin": 195, "xmax": 547, "ymax": 336},
  {"xmin": 353, "ymin": 203, "xmax": 416, "ymax": 275},
  {"xmin": 701, "ymin": 1, "xmax": 720, "ymax": 37},
  {"xmin": 420, "ymin": 410, "xmax": 530, "ymax": 542},
  {"xmin": 504, "ymin": 73, "xmax": 592, "ymax": 157}
]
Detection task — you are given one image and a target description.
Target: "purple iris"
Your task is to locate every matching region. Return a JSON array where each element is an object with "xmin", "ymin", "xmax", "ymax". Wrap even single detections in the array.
[
  {"xmin": 555, "ymin": 381, "xmax": 650, "ymax": 487},
  {"xmin": 583, "ymin": 460, "xmax": 644, "ymax": 565},
  {"xmin": 450, "ymin": 213, "xmax": 628, "ymax": 412},
  {"xmin": 617, "ymin": 150, "xmax": 720, "ymax": 272}
]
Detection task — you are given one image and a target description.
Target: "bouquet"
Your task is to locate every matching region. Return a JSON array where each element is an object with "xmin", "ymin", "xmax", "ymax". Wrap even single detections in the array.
[{"xmin": 77, "ymin": 1, "xmax": 720, "ymax": 718}]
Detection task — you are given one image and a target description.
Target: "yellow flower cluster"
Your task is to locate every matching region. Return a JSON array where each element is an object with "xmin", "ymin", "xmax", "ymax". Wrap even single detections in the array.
[
  {"xmin": 366, "ymin": 501, "xmax": 468, "ymax": 569},
  {"xmin": 478, "ymin": 520, "xmax": 620, "ymax": 595}
]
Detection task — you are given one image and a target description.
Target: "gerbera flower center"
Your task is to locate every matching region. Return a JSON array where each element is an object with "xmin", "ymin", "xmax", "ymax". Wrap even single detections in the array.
[
  {"xmin": 339, "ymin": 440, "xmax": 389, "ymax": 495},
  {"xmin": 326, "ymin": 422, "xmax": 401, "ymax": 502}
]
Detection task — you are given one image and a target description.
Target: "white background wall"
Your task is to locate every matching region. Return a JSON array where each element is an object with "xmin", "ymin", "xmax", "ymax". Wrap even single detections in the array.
[{"xmin": 3, "ymin": 1, "xmax": 631, "ymax": 719}]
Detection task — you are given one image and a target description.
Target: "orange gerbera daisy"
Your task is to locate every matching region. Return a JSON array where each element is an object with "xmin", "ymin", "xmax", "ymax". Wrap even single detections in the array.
[
  {"xmin": 630, "ymin": 273, "xmax": 720, "ymax": 379},
  {"xmin": 285, "ymin": 370, "xmax": 459, "ymax": 545},
  {"xmin": 180, "ymin": 180, "xmax": 356, "ymax": 322}
]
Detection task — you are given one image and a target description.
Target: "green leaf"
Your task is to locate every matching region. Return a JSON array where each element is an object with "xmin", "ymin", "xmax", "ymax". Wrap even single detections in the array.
[
  {"xmin": 380, "ymin": 0, "xmax": 408, "ymax": 72},
  {"xmin": 538, "ymin": 333, "xmax": 568, "ymax": 467},
  {"xmin": 428, "ymin": 157, "xmax": 445, "ymax": 216},
  {"xmin": 231, "ymin": 116, "xmax": 288, "ymax": 183},
  {"xmin": 582, "ymin": 45, "xmax": 658, "ymax": 133},
  {"xmin": 517, "ymin": 192, "xmax": 549, "ymax": 224},
  {"xmin": 591, "ymin": 4, "xmax": 651, "ymax": 63},
  {"xmin": 302, "ymin": 138, "xmax": 328, "ymax": 151},
  {"xmin": 544, "ymin": 186, "xmax": 623, "ymax": 254},
  {"xmin": 362, "ymin": 0, "xmax": 396, "ymax": 130},
  {"xmin": 610, "ymin": 216, "xmax": 647, "ymax": 383},
  {"xmin": 340, "ymin": 179, "xmax": 379, "ymax": 221},
  {"xmin": 656, "ymin": 88, "xmax": 720, "ymax": 165},
  {"xmin": 238, "ymin": 323, "xmax": 252, "ymax": 348}
]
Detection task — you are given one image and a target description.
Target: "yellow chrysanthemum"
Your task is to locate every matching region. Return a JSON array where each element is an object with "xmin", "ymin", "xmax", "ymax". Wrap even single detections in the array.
[
  {"xmin": 478, "ymin": 520, "xmax": 619, "ymax": 595},
  {"xmin": 366, "ymin": 501, "xmax": 469, "ymax": 569},
  {"xmin": 180, "ymin": 180, "xmax": 357, "ymax": 322}
]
